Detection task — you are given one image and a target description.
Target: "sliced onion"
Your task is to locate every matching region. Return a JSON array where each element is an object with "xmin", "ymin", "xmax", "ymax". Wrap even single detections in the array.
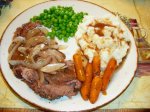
[
  {"xmin": 8, "ymin": 42, "xmax": 21, "ymax": 60},
  {"xmin": 26, "ymin": 27, "xmax": 48, "ymax": 39},
  {"xmin": 9, "ymin": 60, "xmax": 24, "ymax": 66},
  {"xmin": 38, "ymin": 27, "xmax": 48, "ymax": 35},
  {"xmin": 25, "ymin": 36, "xmax": 47, "ymax": 47},
  {"xmin": 39, "ymin": 49, "xmax": 65, "ymax": 62},
  {"xmin": 60, "ymin": 65, "xmax": 68, "ymax": 69},
  {"xmin": 13, "ymin": 36, "xmax": 25, "ymax": 42},
  {"xmin": 38, "ymin": 70, "xmax": 45, "ymax": 83},
  {"xmin": 49, "ymin": 44, "xmax": 69, "ymax": 50},
  {"xmin": 26, "ymin": 28, "xmax": 41, "ymax": 39},
  {"xmin": 46, "ymin": 49, "xmax": 66, "ymax": 62},
  {"xmin": 30, "ymin": 57, "xmax": 51, "ymax": 69},
  {"xmin": 49, "ymin": 44, "xmax": 59, "ymax": 49},
  {"xmin": 48, "ymin": 39, "xmax": 67, "ymax": 50},
  {"xmin": 9, "ymin": 36, "xmax": 25, "ymax": 52},
  {"xmin": 30, "ymin": 44, "xmax": 45, "ymax": 63},
  {"xmin": 49, "ymin": 39, "xmax": 58, "ymax": 45},
  {"xmin": 8, "ymin": 42, "xmax": 16, "ymax": 53},
  {"xmin": 58, "ymin": 45, "xmax": 68, "ymax": 50},
  {"xmin": 32, "ymin": 44, "xmax": 45, "ymax": 56},
  {"xmin": 40, "ymin": 63, "xmax": 65, "ymax": 73},
  {"xmin": 8, "ymin": 36, "xmax": 26, "ymax": 60},
  {"xmin": 18, "ymin": 47, "xmax": 27, "ymax": 55},
  {"xmin": 9, "ymin": 56, "xmax": 51, "ymax": 69},
  {"xmin": 49, "ymin": 55, "xmax": 59, "ymax": 64}
]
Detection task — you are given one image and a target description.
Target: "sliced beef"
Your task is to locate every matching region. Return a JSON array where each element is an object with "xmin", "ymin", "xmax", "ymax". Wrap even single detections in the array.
[
  {"xmin": 44, "ymin": 61, "xmax": 76, "ymax": 84},
  {"xmin": 13, "ymin": 61, "xmax": 81, "ymax": 100},
  {"xmin": 30, "ymin": 82, "xmax": 77, "ymax": 99},
  {"xmin": 13, "ymin": 65, "xmax": 39, "ymax": 82},
  {"xmin": 39, "ymin": 49, "xmax": 66, "ymax": 63},
  {"xmin": 13, "ymin": 65, "xmax": 24, "ymax": 79},
  {"xmin": 13, "ymin": 21, "xmax": 43, "ymax": 38}
]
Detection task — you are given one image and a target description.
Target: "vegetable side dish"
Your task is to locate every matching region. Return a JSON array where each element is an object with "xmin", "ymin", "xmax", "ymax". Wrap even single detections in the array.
[
  {"xmin": 30, "ymin": 6, "xmax": 87, "ymax": 41},
  {"xmin": 74, "ymin": 16, "xmax": 130, "ymax": 103},
  {"xmin": 8, "ymin": 6, "xmax": 130, "ymax": 104}
]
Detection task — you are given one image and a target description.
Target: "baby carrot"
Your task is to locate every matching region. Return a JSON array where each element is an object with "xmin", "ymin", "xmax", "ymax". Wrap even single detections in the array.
[
  {"xmin": 73, "ymin": 54, "xmax": 85, "ymax": 81},
  {"xmin": 80, "ymin": 63, "xmax": 93, "ymax": 100},
  {"xmin": 89, "ymin": 76, "xmax": 102, "ymax": 104},
  {"xmin": 102, "ymin": 58, "xmax": 117, "ymax": 93},
  {"xmin": 92, "ymin": 55, "xmax": 100, "ymax": 76}
]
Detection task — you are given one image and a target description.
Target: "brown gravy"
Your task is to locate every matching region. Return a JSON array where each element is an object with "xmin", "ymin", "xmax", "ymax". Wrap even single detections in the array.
[
  {"xmin": 11, "ymin": 50, "xmax": 25, "ymax": 60},
  {"xmin": 90, "ymin": 23, "xmax": 116, "ymax": 37}
]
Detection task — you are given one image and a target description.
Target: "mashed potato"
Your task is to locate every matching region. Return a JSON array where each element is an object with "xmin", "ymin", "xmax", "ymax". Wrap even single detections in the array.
[{"xmin": 75, "ymin": 15, "xmax": 130, "ymax": 70}]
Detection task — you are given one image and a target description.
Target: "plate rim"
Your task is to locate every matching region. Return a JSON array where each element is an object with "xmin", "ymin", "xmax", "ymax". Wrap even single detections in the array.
[{"xmin": 0, "ymin": 0, "xmax": 138, "ymax": 111}]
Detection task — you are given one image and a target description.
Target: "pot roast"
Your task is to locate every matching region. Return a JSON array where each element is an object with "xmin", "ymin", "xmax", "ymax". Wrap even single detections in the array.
[
  {"xmin": 13, "ymin": 61, "xmax": 81, "ymax": 100},
  {"xmin": 9, "ymin": 22, "xmax": 81, "ymax": 100}
]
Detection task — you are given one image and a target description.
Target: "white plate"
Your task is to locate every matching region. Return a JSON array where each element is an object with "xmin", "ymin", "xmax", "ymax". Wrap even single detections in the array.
[{"xmin": 0, "ymin": 1, "xmax": 137, "ymax": 111}]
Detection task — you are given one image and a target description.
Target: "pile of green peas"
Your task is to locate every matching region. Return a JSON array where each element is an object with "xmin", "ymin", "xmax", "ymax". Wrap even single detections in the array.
[{"xmin": 30, "ymin": 6, "xmax": 87, "ymax": 42}]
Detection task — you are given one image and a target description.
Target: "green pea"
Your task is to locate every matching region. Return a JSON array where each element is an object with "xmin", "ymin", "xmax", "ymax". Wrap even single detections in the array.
[
  {"xmin": 43, "ymin": 15, "xmax": 48, "ymax": 19},
  {"xmin": 47, "ymin": 15, "xmax": 51, "ymax": 19},
  {"xmin": 51, "ymin": 17, "xmax": 55, "ymax": 22},
  {"xmin": 84, "ymin": 12, "xmax": 88, "ymax": 15},
  {"xmin": 63, "ymin": 37, "xmax": 68, "ymax": 42},
  {"xmin": 62, "ymin": 30, "xmax": 66, "ymax": 35},
  {"xmin": 44, "ymin": 9, "xmax": 48, "ymax": 13},
  {"xmin": 55, "ymin": 31, "xmax": 60, "ymax": 37},
  {"xmin": 64, "ymin": 15, "xmax": 68, "ymax": 19},
  {"xmin": 58, "ymin": 34, "xmax": 63, "ymax": 40},
  {"xmin": 58, "ymin": 5, "xmax": 62, "ymax": 9},
  {"xmin": 47, "ymin": 32, "xmax": 52, "ymax": 37},
  {"xmin": 50, "ymin": 33, "xmax": 55, "ymax": 39},
  {"xmin": 30, "ymin": 6, "xmax": 88, "ymax": 42},
  {"xmin": 40, "ymin": 13, "xmax": 45, "ymax": 18},
  {"xmin": 53, "ymin": 23, "xmax": 58, "ymax": 27},
  {"xmin": 61, "ymin": 26, "xmax": 65, "ymax": 30},
  {"xmin": 30, "ymin": 18, "xmax": 35, "ymax": 22},
  {"xmin": 68, "ymin": 12, "xmax": 73, "ymax": 16},
  {"xmin": 68, "ymin": 22, "xmax": 73, "ymax": 27},
  {"xmin": 66, "ymin": 27, "xmax": 70, "ymax": 33},
  {"xmin": 70, "ymin": 33, "xmax": 74, "ymax": 37},
  {"xmin": 51, "ymin": 6, "xmax": 56, "ymax": 10}
]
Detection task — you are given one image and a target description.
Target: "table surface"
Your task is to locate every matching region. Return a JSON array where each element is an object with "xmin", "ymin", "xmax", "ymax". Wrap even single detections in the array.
[{"xmin": 0, "ymin": 0, "xmax": 150, "ymax": 111}]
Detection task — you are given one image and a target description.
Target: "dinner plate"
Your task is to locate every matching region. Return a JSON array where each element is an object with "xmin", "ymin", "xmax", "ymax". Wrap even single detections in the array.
[{"xmin": 0, "ymin": 0, "xmax": 137, "ymax": 111}]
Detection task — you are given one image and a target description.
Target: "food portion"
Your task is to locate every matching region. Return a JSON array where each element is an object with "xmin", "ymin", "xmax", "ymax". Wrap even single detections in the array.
[
  {"xmin": 8, "ymin": 6, "xmax": 131, "ymax": 104},
  {"xmin": 9, "ymin": 21, "xmax": 81, "ymax": 100},
  {"xmin": 13, "ymin": 61, "xmax": 81, "ymax": 99},
  {"xmin": 74, "ymin": 16, "xmax": 130, "ymax": 103},
  {"xmin": 8, "ymin": 6, "xmax": 88, "ymax": 100},
  {"xmin": 73, "ymin": 54, "xmax": 86, "ymax": 82},
  {"xmin": 30, "ymin": 6, "xmax": 87, "ymax": 41},
  {"xmin": 80, "ymin": 62, "xmax": 93, "ymax": 101},
  {"xmin": 102, "ymin": 58, "xmax": 117, "ymax": 94},
  {"xmin": 75, "ymin": 16, "xmax": 130, "ymax": 70},
  {"xmin": 89, "ymin": 75, "xmax": 102, "ymax": 104}
]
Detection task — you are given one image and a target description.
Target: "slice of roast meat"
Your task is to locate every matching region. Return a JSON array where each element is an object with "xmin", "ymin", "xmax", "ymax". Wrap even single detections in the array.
[
  {"xmin": 13, "ymin": 61, "xmax": 81, "ymax": 100},
  {"xmin": 44, "ymin": 61, "xmax": 76, "ymax": 84},
  {"xmin": 13, "ymin": 65, "xmax": 39, "ymax": 83},
  {"xmin": 30, "ymin": 82, "xmax": 77, "ymax": 99},
  {"xmin": 13, "ymin": 21, "xmax": 43, "ymax": 38}
]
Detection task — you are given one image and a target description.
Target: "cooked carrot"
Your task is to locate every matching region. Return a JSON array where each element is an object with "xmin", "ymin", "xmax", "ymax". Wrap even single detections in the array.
[
  {"xmin": 73, "ymin": 54, "xmax": 85, "ymax": 81},
  {"xmin": 80, "ymin": 63, "xmax": 93, "ymax": 100},
  {"xmin": 89, "ymin": 76, "xmax": 102, "ymax": 104},
  {"xmin": 102, "ymin": 58, "xmax": 117, "ymax": 93},
  {"xmin": 92, "ymin": 55, "xmax": 100, "ymax": 76}
]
